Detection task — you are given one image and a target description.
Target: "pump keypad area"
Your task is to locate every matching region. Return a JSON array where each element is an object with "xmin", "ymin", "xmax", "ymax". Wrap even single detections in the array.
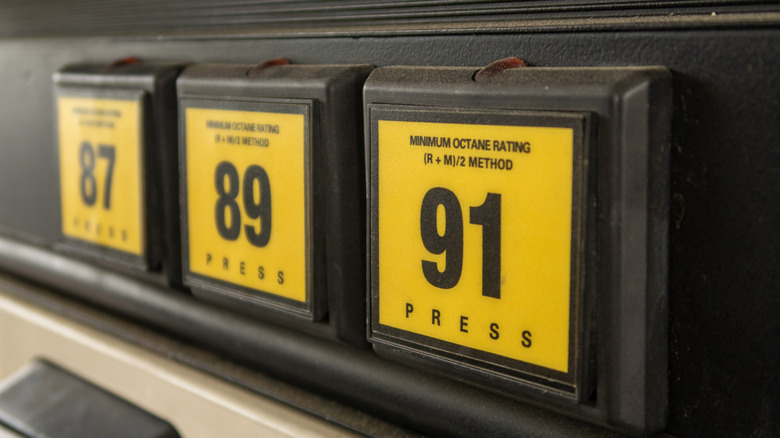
[{"xmin": 52, "ymin": 60, "xmax": 671, "ymax": 434}]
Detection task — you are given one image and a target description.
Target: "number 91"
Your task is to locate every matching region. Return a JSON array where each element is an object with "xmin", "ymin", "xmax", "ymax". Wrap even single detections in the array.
[{"xmin": 420, "ymin": 188, "xmax": 501, "ymax": 299}]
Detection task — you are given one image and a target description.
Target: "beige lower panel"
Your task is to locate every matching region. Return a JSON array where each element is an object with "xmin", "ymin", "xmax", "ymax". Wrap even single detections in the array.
[{"xmin": 0, "ymin": 289, "xmax": 358, "ymax": 438}]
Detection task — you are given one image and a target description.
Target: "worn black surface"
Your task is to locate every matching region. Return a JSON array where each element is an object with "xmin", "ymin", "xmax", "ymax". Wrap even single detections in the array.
[
  {"xmin": 666, "ymin": 36, "xmax": 780, "ymax": 437},
  {"xmin": 0, "ymin": 9, "xmax": 777, "ymax": 438}
]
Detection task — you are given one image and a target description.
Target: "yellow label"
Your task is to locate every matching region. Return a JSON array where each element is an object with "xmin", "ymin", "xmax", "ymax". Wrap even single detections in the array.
[
  {"xmin": 58, "ymin": 96, "xmax": 144, "ymax": 256},
  {"xmin": 377, "ymin": 119, "xmax": 574, "ymax": 373},
  {"xmin": 185, "ymin": 107, "xmax": 308, "ymax": 303}
]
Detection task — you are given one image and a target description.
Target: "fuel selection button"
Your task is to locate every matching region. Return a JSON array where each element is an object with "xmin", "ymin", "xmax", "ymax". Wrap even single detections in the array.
[
  {"xmin": 54, "ymin": 60, "xmax": 184, "ymax": 287},
  {"xmin": 365, "ymin": 63, "xmax": 672, "ymax": 434},
  {"xmin": 178, "ymin": 62, "xmax": 374, "ymax": 346},
  {"xmin": 369, "ymin": 105, "xmax": 588, "ymax": 394}
]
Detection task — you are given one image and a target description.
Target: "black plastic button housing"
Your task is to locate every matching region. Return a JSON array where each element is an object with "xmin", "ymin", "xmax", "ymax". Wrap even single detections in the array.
[
  {"xmin": 53, "ymin": 61, "xmax": 184, "ymax": 288},
  {"xmin": 178, "ymin": 63, "xmax": 374, "ymax": 347},
  {"xmin": 364, "ymin": 65, "xmax": 671, "ymax": 434}
]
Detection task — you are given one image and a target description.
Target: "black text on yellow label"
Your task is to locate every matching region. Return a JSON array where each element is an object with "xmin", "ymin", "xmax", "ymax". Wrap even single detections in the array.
[
  {"xmin": 58, "ymin": 96, "xmax": 144, "ymax": 255},
  {"xmin": 377, "ymin": 119, "xmax": 576, "ymax": 373},
  {"xmin": 184, "ymin": 106, "xmax": 308, "ymax": 303}
]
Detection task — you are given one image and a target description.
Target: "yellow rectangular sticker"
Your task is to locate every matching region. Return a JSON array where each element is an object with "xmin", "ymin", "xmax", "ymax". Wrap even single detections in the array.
[
  {"xmin": 375, "ymin": 117, "xmax": 580, "ymax": 374},
  {"xmin": 184, "ymin": 106, "xmax": 308, "ymax": 305},
  {"xmin": 58, "ymin": 95, "xmax": 144, "ymax": 256}
]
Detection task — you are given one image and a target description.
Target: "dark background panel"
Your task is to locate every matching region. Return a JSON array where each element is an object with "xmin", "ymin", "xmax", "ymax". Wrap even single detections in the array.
[{"xmin": 0, "ymin": 11, "xmax": 777, "ymax": 437}]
